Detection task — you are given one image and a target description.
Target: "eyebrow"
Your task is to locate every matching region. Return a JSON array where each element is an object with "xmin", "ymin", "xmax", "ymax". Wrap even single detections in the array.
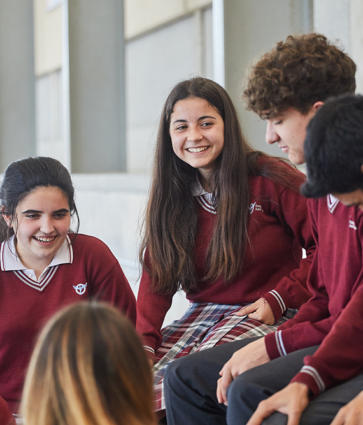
[
  {"xmin": 172, "ymin": 115, "xmax": 216, "ymax": 125},
  {"xmin": 21, "ymin": 208, "xmax": 70, "ymax": 214}
]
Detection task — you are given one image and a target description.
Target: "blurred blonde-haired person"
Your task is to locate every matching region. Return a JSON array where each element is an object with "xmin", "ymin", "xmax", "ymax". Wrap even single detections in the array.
[{"xmin": 20, "ymin": 302, "xmax": 156, "ymax": 425}]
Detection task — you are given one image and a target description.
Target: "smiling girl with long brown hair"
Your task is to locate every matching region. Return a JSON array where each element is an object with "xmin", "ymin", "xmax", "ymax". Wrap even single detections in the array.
[{"xmin": 137, "ymin": 77, "xmax": 315, "ymax": 412}]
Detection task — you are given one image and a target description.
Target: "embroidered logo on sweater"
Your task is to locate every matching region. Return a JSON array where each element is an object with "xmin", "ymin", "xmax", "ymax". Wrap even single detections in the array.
[
  {"xmin": 73, "ymin": 282, "xmax": 87, "ymax": 295},
  {"xmin": 349, "ymin": 216, "xmax": 357, "ymax": 230},
  {"xmin": 327, "ymin": 194, "xmax": 339, "ymax": 214},
  {"xmin": 249, "ymin": 202, "xmax": 264, "ymax": 214}
]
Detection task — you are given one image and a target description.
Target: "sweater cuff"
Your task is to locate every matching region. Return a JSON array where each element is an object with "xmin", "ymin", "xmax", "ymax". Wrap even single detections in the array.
[
  {"xmin": 144, "ymin": 345, "xmax": 156, "ymax": 362},
  {"xmin": 265, "ymin": 330, "xmax": 291, "ymax": 360},
  {"xmin": 290, "ymin": 368, "xmax": 325, "ymax": 398},
  {"xmin": 263, "ymin": 290, "xmax": 287, "ymax": 322}
]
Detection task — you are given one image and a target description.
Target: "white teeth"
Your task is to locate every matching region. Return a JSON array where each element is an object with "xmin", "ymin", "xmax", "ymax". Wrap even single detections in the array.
[
  {"xmin": 35, "ymin": 236, "xmax": 55, "ymax": 242},
  {"xmin": 187, "ymin": 147, "xmax": 208, "ymax": 153}
]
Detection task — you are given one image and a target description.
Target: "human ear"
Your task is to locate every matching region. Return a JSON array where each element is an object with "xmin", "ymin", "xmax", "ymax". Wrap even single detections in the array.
[
  {"xmin": 312, "ymin": 101, "xmax": 324, "ymax": 111},
  {"xmin": 1, "ymin": 206, "xmax": 13, "ymax": 228}
]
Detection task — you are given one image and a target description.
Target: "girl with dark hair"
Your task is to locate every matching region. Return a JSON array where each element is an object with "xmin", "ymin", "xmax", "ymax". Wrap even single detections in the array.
[
  {"xmin": 136, "ymin": 77, "xmax": 315, "ymax": 412},
  {"xmin": 0, "ymin": 156, "xmax": 136, "ymax": 414},
  {"xmin": 21, "ymin": 302, "xmax": 155, "ymax": 425}
]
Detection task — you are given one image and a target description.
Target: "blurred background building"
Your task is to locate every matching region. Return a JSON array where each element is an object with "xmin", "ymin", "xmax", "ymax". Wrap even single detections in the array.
[{"xmin": 0, "ymin": 0, "xmax": 362, "ymax": 322}]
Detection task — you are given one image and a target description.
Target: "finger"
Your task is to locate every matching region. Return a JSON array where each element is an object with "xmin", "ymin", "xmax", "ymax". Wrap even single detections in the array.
[
  {"xmin": 236, "ymin": 304, "xmax": 256, "ymax": 316},
  {"xmin": 247, "ymin": 311, "xmax": 262, "ymax": 321},
  {"xmin": 287, "ymin": 412, "xmax": 303, "ymax": 425},
  {"xmin": 247, "ymin": 402, "xmax": 275, "ymax": 425},
  {"xmin": 216, "ymin": 378, "xmax": 223, "ymax": 404},
  {"xmin": 330, "ymin": 407, "xmax": 348, "ymax": 425},
  {"xmin": 330, "ymin": 412, "xmax": 344, "ymax": 425},
  {"xmin": 219, "ymin": 366, "xmax": 234, "ymax": 405}
]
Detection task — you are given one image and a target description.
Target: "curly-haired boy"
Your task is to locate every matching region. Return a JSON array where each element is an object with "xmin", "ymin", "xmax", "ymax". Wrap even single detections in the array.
[{"xmin": 243, "ymin": 33, "xmax": 356, "ymax": 164}]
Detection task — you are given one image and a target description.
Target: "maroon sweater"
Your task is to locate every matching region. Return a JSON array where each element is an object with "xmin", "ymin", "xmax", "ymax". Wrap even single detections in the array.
[
  {"xmin": 137, "ymin": 167, "xmax": 315, "ymax": 357},
  {"xmin": 265, "ymin": 196, "xmax": 363, "ymax": 396},
  {"xmin": 0, "ymin": 234, "xmax": 136, "ymax": 412}
]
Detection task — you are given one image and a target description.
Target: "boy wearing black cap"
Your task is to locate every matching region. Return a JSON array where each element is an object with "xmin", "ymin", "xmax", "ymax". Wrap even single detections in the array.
[{"xmin": 164, "ymin": 35, "xmax": 363, "ymax": 425}]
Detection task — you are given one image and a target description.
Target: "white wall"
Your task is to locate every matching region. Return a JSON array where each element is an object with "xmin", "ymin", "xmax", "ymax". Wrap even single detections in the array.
[
  {"xmin": 72, "ymin": 173, "xmax": 189, "ymax": 325},
  {"xmin": 125, "ymin": 8, "xmax": 213, "ymax": 173}
]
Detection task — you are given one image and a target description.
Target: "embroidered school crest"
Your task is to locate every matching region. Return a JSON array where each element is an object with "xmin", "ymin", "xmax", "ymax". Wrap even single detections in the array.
[
  {"xmin": 73, "ymin": 283, "xmax": 87, "ymax": 295},
  {"xmin": 249, "ymin": 202, "xmax": 264, "ymax": 214}
]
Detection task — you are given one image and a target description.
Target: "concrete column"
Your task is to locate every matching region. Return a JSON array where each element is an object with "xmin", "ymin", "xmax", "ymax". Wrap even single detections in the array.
[
  {"xmin": 313, "ymin": 0, "xmax": 350, "ymax": 53},
  {"xmin": 214, "ymin": 0, "xmax": 313, "ymax": 154},
  {"xmin": 67, "ymin": 0, "xmax": 126, "ymax": 173},
  {"xmin": 0, "ymin": 0, "xmax": 36, "ymax": 171},
  {"xmin": 350, "ymin": 0, "xmax": 363, "ymax": 94}
]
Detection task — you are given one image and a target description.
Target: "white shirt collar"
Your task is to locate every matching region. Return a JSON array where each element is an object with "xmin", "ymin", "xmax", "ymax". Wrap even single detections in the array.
[
  {"xmin": 1, "ymin": 235, "xmax": 73, "ymax": 278},
  {"xmin": 191, "ymin": 178, "xmax": 215, "ymax": 204}
]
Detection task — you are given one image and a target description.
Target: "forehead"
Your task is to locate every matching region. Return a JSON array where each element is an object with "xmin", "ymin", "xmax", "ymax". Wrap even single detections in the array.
[
  {"xmin": 263, "ymin": 107, "xmax": 306, "ymax": 121},
  {"xmin": 171, "ymin": 97, "xmax": 219, "ymax": 115},
  {"xmin": 19, "ymin": 186, "xmax": 69, "ymax": 207}
]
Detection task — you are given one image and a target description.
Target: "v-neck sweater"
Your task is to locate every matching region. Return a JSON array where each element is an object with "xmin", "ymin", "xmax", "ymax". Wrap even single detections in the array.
[
  {"xmin": 137, "ymin": 163, "xmax": 315, "ymax": 358},
  {"xmin": 265, "ymin": 196, "xmax": 363, "ymax": 396},
  {"xmin": 0, "ymin": 234, "xmax": 136, "ymax": 412}
]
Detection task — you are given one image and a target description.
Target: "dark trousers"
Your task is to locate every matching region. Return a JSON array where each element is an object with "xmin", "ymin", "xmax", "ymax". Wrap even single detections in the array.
[{"xmin": 164, "ymin": 337, "xmax": 363, "ymax": 425}]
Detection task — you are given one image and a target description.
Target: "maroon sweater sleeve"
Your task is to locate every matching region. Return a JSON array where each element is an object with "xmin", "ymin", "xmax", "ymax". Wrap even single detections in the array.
[
  {"xmin": 261, "ymin": 174, "xmax": 314, "ymax": 322},
  {"xmin": 0, "ymin": 396, "xmax": 14, "ymax": 425},
  {"xmin": 265, "ymin": 200, "xmax": 331, "ymax": 357},
  {"xmin": 290, "ymin": 287, "xmax": 363, "ymax": 396},
  {"xmin": 85, "ymin": 236, "xmax": 137, "ymax": 325},
  {"xmin": 136, "ymin": 251, "xmax": 174, "ymax": 360}
]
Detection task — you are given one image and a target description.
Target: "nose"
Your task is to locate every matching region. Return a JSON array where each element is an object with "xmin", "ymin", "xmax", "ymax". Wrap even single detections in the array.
[
  {"xmin": 265, "ymin": 121, "xmax": 280, "ymax": 145},
  {"xmin": 40, "ymin": 217, "xmax": 55, "ymax": 234},
  {"xmin": 188, "ymin": 125, "xmax": 203, "ymax": 142}
]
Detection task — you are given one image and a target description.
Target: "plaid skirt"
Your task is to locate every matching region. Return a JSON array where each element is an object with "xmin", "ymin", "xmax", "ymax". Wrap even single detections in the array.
[{"xmin": 153, "ymin": 302, "xmax": 297, "ymax": 411}]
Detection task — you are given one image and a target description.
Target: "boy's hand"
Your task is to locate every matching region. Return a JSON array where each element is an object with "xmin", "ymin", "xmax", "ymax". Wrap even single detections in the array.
[
  {"xmin": 247, "ymin": 382, "xmax": 309, "ymax": 425},
  {"xmin": 216, "ymin": 338, "xmax": 269, "ymax": 405},
  {"xmin": 237, "ymin": 298, "xmax": 275, "ymax": 325},
  {"xmin": 331, "ymin": 391, "xmax": 363, "ymax": 425}
]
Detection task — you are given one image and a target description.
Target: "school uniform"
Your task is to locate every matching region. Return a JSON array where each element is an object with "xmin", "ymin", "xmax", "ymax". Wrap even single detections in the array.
[
  {"xmin": 137, "ymin": 159, "xmax": 315, "ymax": 411},
  {"xmin": 0, "ymin": 234, "xmax": 136, "ymax": 413},
  {"xmin": 0, "ymin": 396, "xmax": 15, "ymax": 425},
  {"xmin": 164, "ymin": 195, "xmax": 363, "ymax": 425}
]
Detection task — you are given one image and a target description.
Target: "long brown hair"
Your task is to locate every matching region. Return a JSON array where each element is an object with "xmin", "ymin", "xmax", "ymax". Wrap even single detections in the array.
[
  {"xmin": 140, "ymin": 77, "xmax": 300, "ymax": 294},
  {"xmin": 21, "ymin": 302, "xmax": 155, "ymax": 425}
]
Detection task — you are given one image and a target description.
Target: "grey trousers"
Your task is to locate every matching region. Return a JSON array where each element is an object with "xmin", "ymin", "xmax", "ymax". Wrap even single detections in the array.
[{"xmin": 164, "ymin": 337, "xmax": 363, "ymax": 425}]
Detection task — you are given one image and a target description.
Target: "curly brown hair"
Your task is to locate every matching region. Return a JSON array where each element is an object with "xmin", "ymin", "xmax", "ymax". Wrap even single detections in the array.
[{"xmin": 243, "ymin": 33, "xmax": 356, "ymax": 118}]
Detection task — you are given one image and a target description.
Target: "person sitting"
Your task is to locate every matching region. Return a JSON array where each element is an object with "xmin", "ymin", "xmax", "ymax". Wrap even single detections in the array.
[
  {"xmin": 21, "ymin": 301, "xmax": 155, "ymax": 425},
  {"xmin": 0, "ymin": 156, "xmax": 136, "ymax": 412},
  {"xmin": 163, "ymin": 34, "xmax": 357, "ymax": 425},
  {"xmin": 137, "ymin": 76, "xmax": 315, "ymax": 414}
]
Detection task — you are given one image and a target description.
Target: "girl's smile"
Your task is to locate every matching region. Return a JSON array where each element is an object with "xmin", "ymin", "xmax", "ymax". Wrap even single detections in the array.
[
  {"xmin": 4, "ymin": 186, "xmax": 71, "ymax": 277},
  {"xmin": 169, "ymin": 97, "xmax": 224, "ymax": 185}
]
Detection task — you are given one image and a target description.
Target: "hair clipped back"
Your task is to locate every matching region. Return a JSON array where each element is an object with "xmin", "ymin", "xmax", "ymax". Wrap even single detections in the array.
[{"xmin": 243, "ymin": 33, "xmax": 356, "ymax": 118}]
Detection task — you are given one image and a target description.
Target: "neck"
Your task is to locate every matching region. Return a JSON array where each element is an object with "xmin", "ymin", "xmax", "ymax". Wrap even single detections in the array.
[
  {"xmin": 15, "ymin": 243, "xmax": 53, "ymax": 280},
  {"xmin": 199, "ymin": 171, "xmax": 214, "ymax": 193}
]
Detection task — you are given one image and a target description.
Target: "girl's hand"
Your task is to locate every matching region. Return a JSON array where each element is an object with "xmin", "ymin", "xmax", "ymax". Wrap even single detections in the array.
[
  {"xmin": 246, "ymin": 382, "xmax": 309, "ymax": 425},
  {"xmin": 331, "ymin": 391, "xmax": 363, "ymax": 425},
  {"xmin": 236, "ymin": 298, "xmax": 276, "ymax": 325},
  {"xmin": 216, "ymin": 337, "xmax": 269, "ymax": 405}
]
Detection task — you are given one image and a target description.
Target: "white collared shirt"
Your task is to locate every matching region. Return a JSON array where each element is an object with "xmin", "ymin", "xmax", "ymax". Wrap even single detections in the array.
[
  {"xmin": 191, "ymin": 178, "xmax": 213, "ymax": 203},
  {"xmin": 0, "ymin": 235, "xmax": 73, "ymax": 282}
]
